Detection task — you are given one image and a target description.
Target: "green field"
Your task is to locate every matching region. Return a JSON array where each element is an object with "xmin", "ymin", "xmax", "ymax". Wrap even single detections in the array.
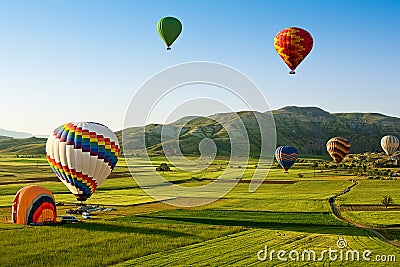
[{"xmin": 0, "ymin": 155, "xmax": 399, "ymax": 266}]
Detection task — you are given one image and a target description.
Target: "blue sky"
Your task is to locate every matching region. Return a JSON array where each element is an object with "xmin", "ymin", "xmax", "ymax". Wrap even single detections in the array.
[{"xmin": 0, "ymin": 0, "xmax": 399, "ymax": 135}]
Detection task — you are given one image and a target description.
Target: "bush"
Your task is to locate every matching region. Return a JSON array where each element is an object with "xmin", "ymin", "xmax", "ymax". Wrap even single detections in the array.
[
  {"xmin": 381, "ymin": 196, "xmax": 394, "ymax": 208},
  {"xmin": 156, "ymin": 163, "xmax": 171, "ymax": 172}
]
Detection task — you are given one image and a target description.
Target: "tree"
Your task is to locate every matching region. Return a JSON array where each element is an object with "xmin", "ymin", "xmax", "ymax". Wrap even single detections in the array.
[
  {"xmin": 381, "ymin": 196, "xmax": 394, "ymax": 208},
  {"xmin": 156, "ymin": 163, "xmax": 170, "ymax": 172}
]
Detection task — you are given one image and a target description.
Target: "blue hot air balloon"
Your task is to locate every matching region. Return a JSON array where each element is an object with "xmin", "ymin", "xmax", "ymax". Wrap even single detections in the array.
[{"xmin": 275, "ymin": 146, "xmax": 298, "ymax": 172}]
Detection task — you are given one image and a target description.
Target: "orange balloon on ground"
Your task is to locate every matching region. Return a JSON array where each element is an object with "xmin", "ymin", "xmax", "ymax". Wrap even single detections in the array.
[
  {"xmin": 274, "ymin": 27, "xmax": 313, "ymax": 74},
  {"xmin": 12, "ymin": 185, "xmax": 56, "ymax": 225}
]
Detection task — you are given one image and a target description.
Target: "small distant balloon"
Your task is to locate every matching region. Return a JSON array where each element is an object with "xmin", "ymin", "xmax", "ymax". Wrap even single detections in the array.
[
  {"xmin": 274, "ymin": 27, "xmax": 313, "ymax": 74},
  {"xmin": 157, "ymin": 16, "xmax": 182, "ymax": 50},
  {"xmin": 275, "ymin": 146, "xmax": 298, "ymax": 172},
  {"xmin": 326, "ymin": 137, "xmax": 350, "ymax": 164},
  {"xmin": 381, "ymin": 135, "xmax": 399, "ymax": 157}
]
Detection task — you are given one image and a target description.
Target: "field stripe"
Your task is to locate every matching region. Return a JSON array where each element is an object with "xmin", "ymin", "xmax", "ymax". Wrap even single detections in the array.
[{"xmin": 115, "ymin": 229, "xmax": 314, "ymax": 266}]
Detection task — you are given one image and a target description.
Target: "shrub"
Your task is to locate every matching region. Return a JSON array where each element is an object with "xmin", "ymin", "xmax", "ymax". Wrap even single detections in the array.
[
  {"xmin": 381, "ymin": 196, "xmax": 394, "ymax": 208},
  {"xmin": 156, "ymin": 163, "xmax": 171, "ymax": 172}
]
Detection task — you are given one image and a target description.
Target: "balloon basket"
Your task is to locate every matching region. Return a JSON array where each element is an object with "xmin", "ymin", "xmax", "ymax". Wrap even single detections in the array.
[
  {"xmin": 167, "ymin": 47, "xmax": 171, "ymax": 50},
  {"xmin": 289, "ymin": 70, "xmax": 295, "ymax": 74}
]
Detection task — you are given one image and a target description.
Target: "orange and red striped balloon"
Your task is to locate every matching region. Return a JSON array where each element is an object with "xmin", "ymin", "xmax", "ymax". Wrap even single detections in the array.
[
  {"xmin": 274, "ymin": 27, "xmax": 313, "ymax": 74},
  {"xmin": 326, "ymin": 137, "xmax": 351, "ymax": 164}
]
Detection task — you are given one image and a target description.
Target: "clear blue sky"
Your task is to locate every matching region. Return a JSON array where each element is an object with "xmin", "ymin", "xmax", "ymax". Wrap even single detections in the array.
[{"xmin": 0, "ymin": 0, "xmax": 399, "ymax": 135}]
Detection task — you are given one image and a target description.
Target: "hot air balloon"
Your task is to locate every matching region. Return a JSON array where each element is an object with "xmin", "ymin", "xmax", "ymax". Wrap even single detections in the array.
[
  {"xmin": 157, "ymin": 16, "xmax": 182, "ymax": 50},
  {"xmin": 12, "ymin": 185, "xmax": 56, "ymax": 225},
  {"xmin": 275, "ymin": 146, "xmax": 298, "ymax": 172},
  {"xmin": 326, "ymin": 137, "xmax": 350, "ymax": 164},
  {"xmin": 274, "ymin": 27, "xmax": 313, "ymax": 74},
  {"xmin": 381, "ymin": 135, "xmax": 399, "ymax": 157},
  {"xmin": 46, "ymin": 122, "xmax": 120, "ymax": 202}
]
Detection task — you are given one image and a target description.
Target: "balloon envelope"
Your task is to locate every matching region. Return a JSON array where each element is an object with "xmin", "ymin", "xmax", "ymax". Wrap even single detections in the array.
[
  {"xmin": 275, "ymin": 146, "xmax": 298, "ymax": 171},
  {"xmin": 274, "ymin": 27, "xmax": 313, "ymax": 74},
  {"xmin": 381, "ymin": 135, "xmax": 399, "ymax": 157},
  {"xmin": 157, "ymin": 16, "xmax": 182, "ymax": 50},
  {"xmin": 12, "ymin": 185, "xmax": 56, "ymax": 225},
  {"xmin": 326, "ymin": 137, "xmax": 350, "ymax": 164},
  {"xmin": 46, "ymin": 122, "xmax": 120, "ymax": 201}
]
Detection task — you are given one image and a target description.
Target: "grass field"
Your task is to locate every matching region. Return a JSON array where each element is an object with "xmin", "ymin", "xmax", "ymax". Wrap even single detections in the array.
[
  {"xmin": 342, "ymin": 211, "xmax": 400, "ymax": 228},
  {"xmin": 0, "ymin": 155, "xmax": 399, "ymax": 266},
  {"xmin": 337, "ymin": 179, "xmax": 400, "ymax": 205}
]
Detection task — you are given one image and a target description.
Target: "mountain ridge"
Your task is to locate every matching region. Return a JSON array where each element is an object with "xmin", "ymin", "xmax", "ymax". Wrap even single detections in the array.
[
  {"xmin": 0, "ymin": 128, "xmax": 34, "ymax": 139},
  {"xmin": 2, "ymin": 106, "xmax": 400, "ymax": 156}
]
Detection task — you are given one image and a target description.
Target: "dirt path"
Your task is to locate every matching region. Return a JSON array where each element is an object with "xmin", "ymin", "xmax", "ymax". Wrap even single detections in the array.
[{"xmin": 330, "ymin": 180, "xmax": 400, "ymax": 248}]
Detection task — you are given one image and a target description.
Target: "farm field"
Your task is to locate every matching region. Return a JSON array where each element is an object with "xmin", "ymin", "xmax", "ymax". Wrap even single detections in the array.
[
  {"xmin": 2, "ymin": 1, "xmax": 399, "ymax": 266},
  {"xmin": 0, "ymin": 155, "xmax": 399, "ymax": 266}
]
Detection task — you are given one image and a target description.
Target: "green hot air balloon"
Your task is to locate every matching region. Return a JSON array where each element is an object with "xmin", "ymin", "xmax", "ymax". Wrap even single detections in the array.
[{"xmin": 157, "ymin": 16, "xmax": 182, "ymax": 50}]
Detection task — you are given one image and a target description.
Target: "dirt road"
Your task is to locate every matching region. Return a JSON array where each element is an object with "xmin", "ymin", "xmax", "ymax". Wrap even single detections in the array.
[{"xmin": 330, "ymin": 180, "xmax": 400, "ymax": 248}]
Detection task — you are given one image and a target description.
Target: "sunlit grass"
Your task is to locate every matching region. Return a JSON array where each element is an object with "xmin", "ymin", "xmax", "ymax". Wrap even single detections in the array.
[
  {"xmin": 0, "ymin": 154, "xmax": 399, "ymax": 266},
  {"xmin": 342, "ymin": 211, "xmax": 400, "ymax": 227}
]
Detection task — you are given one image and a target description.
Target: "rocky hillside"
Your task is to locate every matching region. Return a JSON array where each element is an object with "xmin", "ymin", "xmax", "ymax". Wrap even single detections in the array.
[
  {"xmin": 3, "ymin": 106, "xmax": 400, "ymax": 156},
  {"xmin": 273, "ymin": 106, "xmax": 400, "ymax": 155},
  {"xmin": 120, "ymin": 106, "xmax": 400, "ymax": 156}
]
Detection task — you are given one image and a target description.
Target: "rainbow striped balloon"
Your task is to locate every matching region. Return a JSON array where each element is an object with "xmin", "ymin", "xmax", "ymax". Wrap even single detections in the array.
[
  {"xmin": 326, "ymin": 137, "xmax": 350, "ymax": 164},
  {"xmin": 46, "ymin": 122, "xmax": 120, "ymax": 201}
]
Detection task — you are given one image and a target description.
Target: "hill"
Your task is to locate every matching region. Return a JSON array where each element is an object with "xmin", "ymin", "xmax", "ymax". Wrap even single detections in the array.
[
  {"xmin": 0, "ymin": 137, "xmax": 47, "ymax": 155},
  {"xmin": 121, "ymin": 106, "xmax": 400, "ymax": 156},
  {"xmin": 273, "ymin": 106, "xmax": 400, "ymax": 155},
  {"xmin": 0, "ymin": 128, "xmax": 34, "ymax": 138},
  {"xmin": 121, "ymin": 111, "xmax": 267, "ymax": 157},
  {"xmin": 2, "ymin": 106, "xmax": 400, "ymax": 156}
]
